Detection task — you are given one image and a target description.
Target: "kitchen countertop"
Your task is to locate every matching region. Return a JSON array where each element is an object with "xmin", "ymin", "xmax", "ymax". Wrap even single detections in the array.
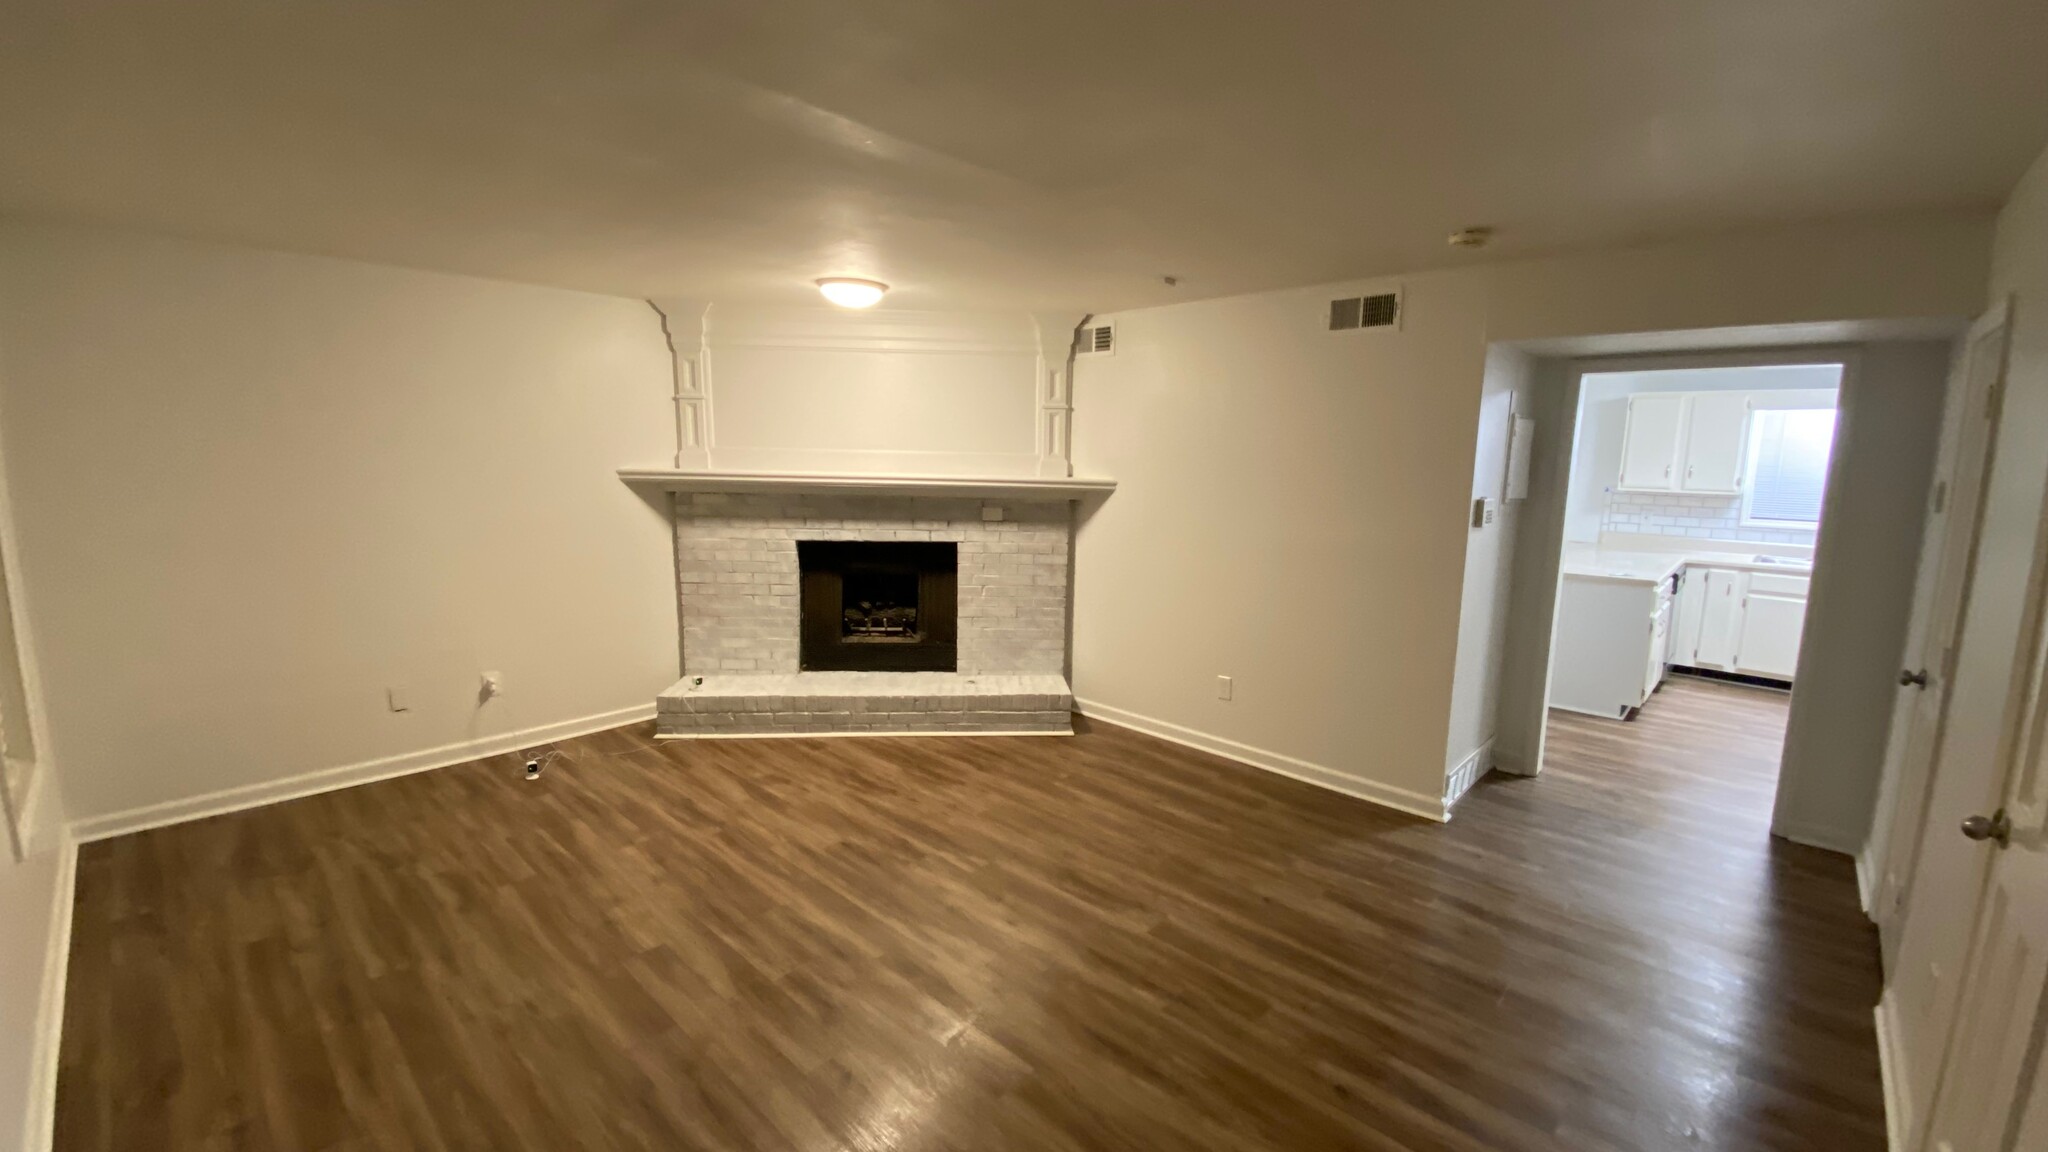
[{"xmin": 1560, "ymin": 543, "xmax": 1814, "ymax": 586}]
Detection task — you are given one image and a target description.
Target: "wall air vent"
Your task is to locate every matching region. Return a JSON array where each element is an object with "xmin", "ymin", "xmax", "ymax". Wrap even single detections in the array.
[
  {"xmin": 1075, "ymin": 322, "xmax": 1115, "ymax": 357},
  {"xmin": 1328, "ymin": 290, "xmax": 1402, "ymax": 332}
]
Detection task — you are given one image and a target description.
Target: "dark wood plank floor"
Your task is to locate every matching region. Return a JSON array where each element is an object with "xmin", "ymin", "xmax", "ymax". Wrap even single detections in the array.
[{"xmin": 55, "ymin": 675, "xmax": 1884, "ymax": 1151}]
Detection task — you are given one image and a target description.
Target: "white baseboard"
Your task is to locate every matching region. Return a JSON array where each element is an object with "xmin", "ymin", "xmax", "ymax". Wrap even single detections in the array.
[
  {"xmin": 1875, "ymin": 992, "xmax": 1910, "ymax": 1152},
  {"xmin": 69, "ymin": 703, "xmax": 657, "ymax": 843},
  {"xmin": 1074, "ymin": 698, "xmax": 1446, "ymax": 822},
  {"xmin": 1491, "ymin": 750, "xmax": 1535, "ymax": 778},
  {"xmin": 1856, "ymin": 846, "xmax": 1879, "ymax": 919},
  {"xmin": 1444, "ymin": 739, "xmax": 1494, "ymax": 815},
  {"xmin": 23, "ymin": 834, "xmax": 77, "ymax": 1152},
  {"xmin": 1770, "ymin": 818, "xmax": 1862, "ymax": 857},
  {"xmin": 655, "ymin": 728, "xmax": 1071, "ymax": 741}
]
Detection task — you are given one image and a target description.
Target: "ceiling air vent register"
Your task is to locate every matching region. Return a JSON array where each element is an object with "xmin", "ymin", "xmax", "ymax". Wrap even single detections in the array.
[
  {"xmin": 1075, "ymin": 322, "xmax": 1115, "ymax": 357},
  {"xmin": 1328, "ymin": 291, "xmax": 1401, "ymax": 332}
]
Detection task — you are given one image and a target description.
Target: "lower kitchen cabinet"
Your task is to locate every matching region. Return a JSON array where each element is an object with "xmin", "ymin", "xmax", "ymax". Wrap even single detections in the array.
[
  {"xmin": 1551, "ymin": 574, "xmax": 1675, "ymax": 720},
  {"xmin": 1733, "ymin": 572, "xmax": 1810, "ymax": 678},
  {"xmin": 1672, "ymin": 566, "xmax": 1808, "ymax": 682}
]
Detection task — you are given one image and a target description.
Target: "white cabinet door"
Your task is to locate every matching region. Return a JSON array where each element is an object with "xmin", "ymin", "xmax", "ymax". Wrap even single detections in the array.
[
  {"xmin": 1694, "ymin": 569, "xmax": 1745, "ymax": 670},
  {"xmin": 1672, "ymin": 566, "xmax": 1706, "ymax": 666},
  {"xmin": 1681, "ymin": 392, "xmax": 1751, "ymax": 493},
  {"xmin": 1618, "ymin": 394, "xmax": 1686, "ymax": 491},
  {"xmin": 1735, "ymin": 592, "xmax": 1806, "ymax": 679},
  {"xmin": 1644, "ymin": 602, "xmax": 1671, "ymax": 700}
]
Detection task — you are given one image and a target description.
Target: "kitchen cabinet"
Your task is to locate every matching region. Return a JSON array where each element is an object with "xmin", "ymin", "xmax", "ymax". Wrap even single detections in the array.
[
  {"xmin": 1668, "ymin": 566, "xmax": 1809, "ymax": 682},
  {"xmin": 1693, "ymin": 568, "xmax": 1747, "ymax": 670},
  {"xmin": 1615, "ymin": 391, "xmax": 1754, "ymax": 494},
  {"xmin": 1550, "ymin": 573, "xmax": 1675, "ymax": 719},
  {"xmin": 1734, "ymin": 572, "xmax": 1810, "ymax": 679},
  {"xmin": 1681, "ymin": 393, "xmax": 1752, "ymax": 494},
  {"xmin": 1672, "ymin": 566, "xmax": 1707, "ymax": 665},
  {"xmin": 1618, "ymin": 394, "xmax": 1687, "ymax": 490},
  {"xmin": 1645, "ymin": 596, "xmax": 1673, "ymax": 696}
]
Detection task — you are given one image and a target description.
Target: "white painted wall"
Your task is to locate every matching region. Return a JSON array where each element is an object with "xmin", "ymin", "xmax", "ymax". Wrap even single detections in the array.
[
  {"xmin": 1074, "ymin": 213, "xmax": 1990, "ymax": 819},
  {"xmin": 1566, "ymin": 364, "xmax": 1843, "ymax": 546},
  {"xmin": 1071, "ymin": 271, "xmax": 1490, "ymax": 816},
  {"xmin": 0, "ymin": 222, "xmax": 680, "ymax": 828},
  {"xmin": 691, "ymin": 305, "xmax": 1046, "ymax": 477},
  {"xmin": 1770, "ymin": 343, "xmax": 1951, "ymax": 853},
  {"xmin": 1444, "ymin": 346, "xmax": 1535, "ymax": 787}
]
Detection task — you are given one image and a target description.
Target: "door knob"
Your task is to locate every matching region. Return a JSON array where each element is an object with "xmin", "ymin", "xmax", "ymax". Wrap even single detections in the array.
[
  {"xmin": 1961, "ymin": 809, "xmax": 2012, "ymax": 847},
  {"xmin": 1899, "ymin": 668, "xmax": 1930, "ymax": 688}
]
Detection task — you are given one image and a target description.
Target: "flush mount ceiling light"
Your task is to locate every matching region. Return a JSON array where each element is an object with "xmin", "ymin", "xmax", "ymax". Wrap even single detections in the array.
[{"xmin": 816, "ymin": 277, "xmax": 889, "ymax": 308}]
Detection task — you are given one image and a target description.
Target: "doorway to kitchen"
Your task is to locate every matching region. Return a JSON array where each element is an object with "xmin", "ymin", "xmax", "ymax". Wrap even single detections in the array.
[
  {"xmin": 1552, "ymin": 362, "xmax": 1842, "ymax": 721},
  {"xmin": 1540, "ymin": 357, "xmax": 1848, "ymax": 836},
  {"xmin": 1482, "ymin": 337, "xmax": 1957, "ymax": 858}
]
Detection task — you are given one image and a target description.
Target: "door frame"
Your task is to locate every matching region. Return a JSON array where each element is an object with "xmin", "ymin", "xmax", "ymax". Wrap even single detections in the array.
[
  {"xmin": 1500, "ymin": 344, "xmax": 1865, "ymax": 780},
  {"xmin": 1866, "ymin": 298, "xmax": 2013, "ymax": 941}
]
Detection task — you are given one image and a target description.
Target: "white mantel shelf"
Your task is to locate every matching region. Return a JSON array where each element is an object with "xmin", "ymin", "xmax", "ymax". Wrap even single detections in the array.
[{"xmin": 618, "ymin": 468, "xmax": 1117, "ymax": 501}]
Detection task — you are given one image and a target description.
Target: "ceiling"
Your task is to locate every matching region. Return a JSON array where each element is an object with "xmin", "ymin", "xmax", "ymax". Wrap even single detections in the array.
[{"xmin": 3, "ymin": 1, "xmax": 2045, "ymax": 311}]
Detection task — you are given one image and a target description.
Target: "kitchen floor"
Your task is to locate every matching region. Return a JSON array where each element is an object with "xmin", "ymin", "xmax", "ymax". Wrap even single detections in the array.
[
  {"xmin": 1544, "ymin": 672, "xmax": 1795, "ymax": 828},
  {"xmin": 56, "ymin": 677, "xmax": 1879, "ymax": 1151}
]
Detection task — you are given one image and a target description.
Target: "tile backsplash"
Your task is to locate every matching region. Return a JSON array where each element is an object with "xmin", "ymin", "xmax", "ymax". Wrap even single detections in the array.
[{"xmin": 1601, "ymin": 490, "xmax": 1814, "ymax": 545}]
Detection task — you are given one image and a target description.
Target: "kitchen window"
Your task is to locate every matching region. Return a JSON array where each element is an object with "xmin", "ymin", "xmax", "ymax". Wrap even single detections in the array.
[{"xmin": 1743, "ymin": 407, "xmax": 1837, "ymax": 528}]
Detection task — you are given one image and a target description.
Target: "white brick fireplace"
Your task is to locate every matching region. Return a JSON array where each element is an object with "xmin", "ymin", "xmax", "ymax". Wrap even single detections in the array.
[
  {"xmin": 636, "ymin": 478, "xmax": 1111, "ymax": 736},
  {"xmin": 618, "ymin": 304, "xmax": 1114, "ymax": 737}
]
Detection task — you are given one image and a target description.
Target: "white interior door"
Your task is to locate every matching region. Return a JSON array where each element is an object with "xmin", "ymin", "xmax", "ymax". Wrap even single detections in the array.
[
  {"xmin": 1921, "ymin": 535, "xmax": 2048, "ymax": 1152},
  {"xmin": 1890, "ymin": 296, "xmax": 2040, "ymax": 1144},
  {"xmin": 1872, "ymin": 305, "xmax": 2011, "ymax": 945},
  {"xmin": 1681, "ymin": 391, "xmax": 1750, "ymax": 493},
  {"xmin": 1618, "ymin": 394, "xmax": 1685, "ymax": 490}
]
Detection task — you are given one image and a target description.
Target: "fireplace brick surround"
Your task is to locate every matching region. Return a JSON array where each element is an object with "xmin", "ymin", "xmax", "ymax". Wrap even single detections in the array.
[{"xmin": 658, "ymin": 491, "xmax": 1074, "ymax": 736}]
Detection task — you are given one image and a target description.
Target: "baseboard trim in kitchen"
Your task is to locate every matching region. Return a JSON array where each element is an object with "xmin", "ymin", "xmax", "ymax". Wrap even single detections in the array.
[{"xmin": 1667, "ymin": 667, "xmax": 1792, "ymax": 692}]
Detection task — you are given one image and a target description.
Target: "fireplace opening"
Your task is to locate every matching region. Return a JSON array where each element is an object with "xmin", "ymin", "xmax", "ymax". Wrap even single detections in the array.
[{"xmin": 798, "ymin": 541, "xmax": 957, "ymax": 671}]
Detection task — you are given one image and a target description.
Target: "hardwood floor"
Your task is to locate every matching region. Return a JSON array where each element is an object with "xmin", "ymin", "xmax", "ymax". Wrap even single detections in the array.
[{"xmin": 55, "ymin": 675, "xmax": 1883, "ymax": 1151}]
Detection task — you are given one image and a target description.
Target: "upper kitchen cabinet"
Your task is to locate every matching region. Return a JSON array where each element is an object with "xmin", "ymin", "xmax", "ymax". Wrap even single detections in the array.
[
  {"xmin": 1616, "ymin": 391, "xmax": 1753, "ymax": 494},
  {"xmin": 1618, "ymin": 394, "xmax": 1687, "ymax": 490},
  {"xmin": 1681, "ymin": 393, "xmax": 1752, "ymax": 494}
]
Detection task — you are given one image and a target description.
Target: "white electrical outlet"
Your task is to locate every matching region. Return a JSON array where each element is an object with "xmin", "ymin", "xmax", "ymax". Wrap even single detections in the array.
[
  {"xmin": 386, "ymin": 685, "xmax": 410, "ymax": 713},
  {"xmin": 1217, "ymin": 675, "xmax": 1233, "ymax": 701}
]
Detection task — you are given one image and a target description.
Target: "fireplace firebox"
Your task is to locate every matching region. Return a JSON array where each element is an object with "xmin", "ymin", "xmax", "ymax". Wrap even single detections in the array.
[{"xmin": 798, "ymin": 541, "xmax": 957, "ymax": 671}]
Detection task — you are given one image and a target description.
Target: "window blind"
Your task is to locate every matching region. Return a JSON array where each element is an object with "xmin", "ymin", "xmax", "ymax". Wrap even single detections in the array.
[{"xmin": 1747, "ymin": 408, "xmax": 1836, "ymax": 525}]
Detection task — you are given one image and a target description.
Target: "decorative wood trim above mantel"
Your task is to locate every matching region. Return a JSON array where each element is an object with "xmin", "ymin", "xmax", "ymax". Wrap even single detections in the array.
[{"xmin": 617, "ymin": 468, "xmax": 1117, "ymax": 502}]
